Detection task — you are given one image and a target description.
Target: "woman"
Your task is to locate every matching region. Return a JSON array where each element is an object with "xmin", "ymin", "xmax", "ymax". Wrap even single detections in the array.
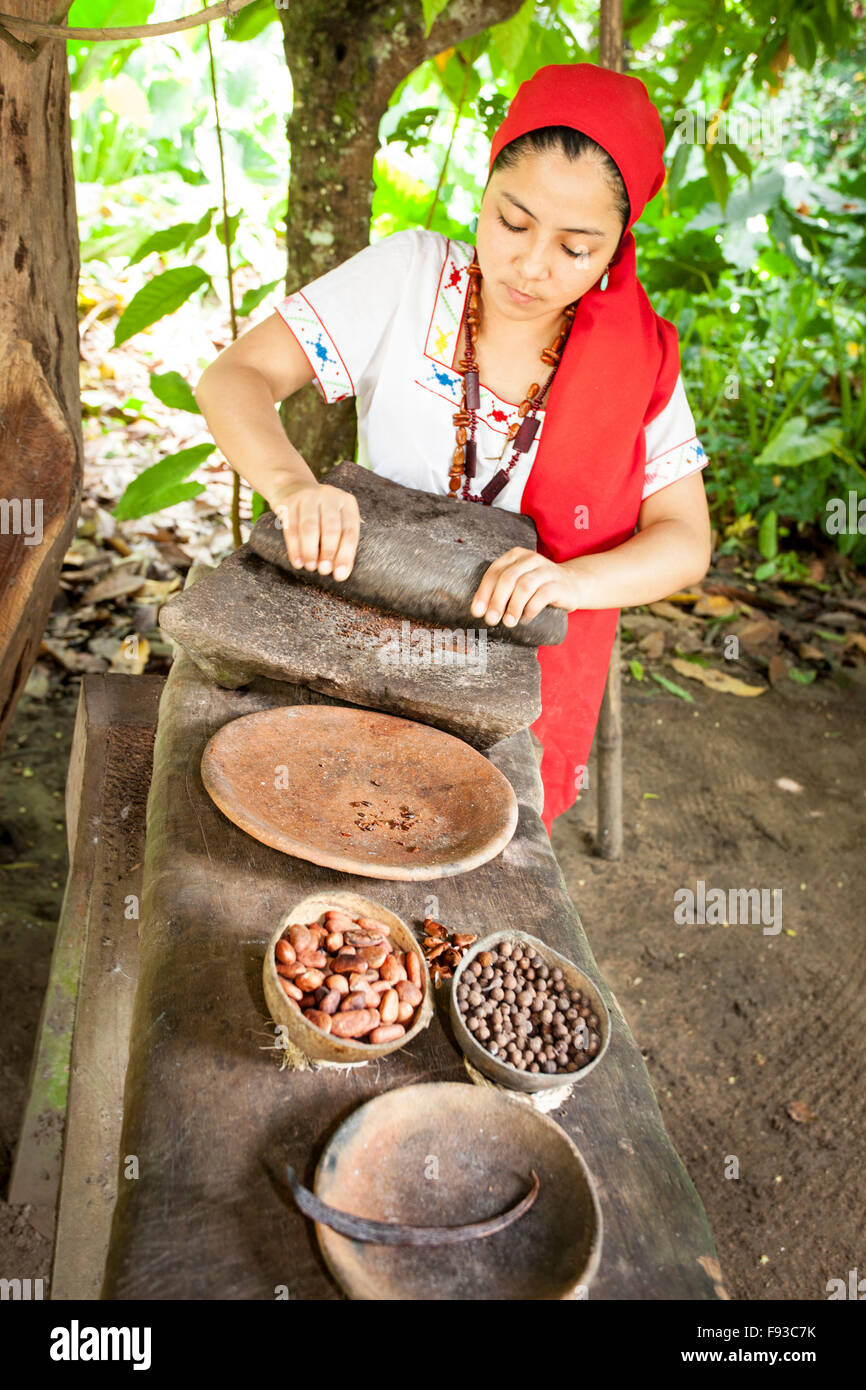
[{"xmin": 194, "ymin": 63, "xmax": 712, "ymax": 835}]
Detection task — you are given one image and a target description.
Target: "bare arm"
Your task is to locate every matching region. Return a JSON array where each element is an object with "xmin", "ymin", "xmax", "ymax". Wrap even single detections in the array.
[
  {"xmin": 469, "ymin": 470, "xmax": 712, "ymax": 625},
  {"xmin": 194, "ymin": 313, "xmax": 360, "ymax": 578}
]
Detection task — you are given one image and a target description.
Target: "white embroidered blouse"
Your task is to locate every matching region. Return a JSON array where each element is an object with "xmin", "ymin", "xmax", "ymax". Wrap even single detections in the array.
[{"xmin": 274, "ymin": 227, "xmax": 708, "ymax": 514}]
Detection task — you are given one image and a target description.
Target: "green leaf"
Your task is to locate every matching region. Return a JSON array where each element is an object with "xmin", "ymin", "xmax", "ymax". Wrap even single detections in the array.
[
  {"xmin": 788, "ymin": 667, "xmax": 818, "ymax": 685},
  {"xmin": 704, "ymin": 144, "xmax": 730, "ymax": 212},
  {"xmin": 421, "ymin": 0, "xmax": 451, "ymax": 36},
  {"xmin": 629, "ymin": 658, "xmax": 644, "ymax": 681},
  {"xmin": 251, "ymin": 490, "xmax": 269, "ymax": 522},
  {"xmin": 787, "ymin": 16, "xmax": 818, "ymax": 71},
  {"xmin": 723, "ymin": 143, "xmax": 753, "ymax": 178},
  {"xmin": 666, "ymin": 140, "xmax": 691, "ymax": 200},
  {"xmin": 238, "ymin": 280, "xmax": 283, "ymax": 317},
  {"xmin": 114, "ymin": 266, "xmax": 211, "ymax": 347},
  {"xmin": 225, "ymin": 0, "xmax": 279, "ymax": 41},
  {"xmin": 112, "ymin": 444, "xmax": 214, "ymax": 521},
  {"xmin": 150, "ymin": 371, "xmax": 199, "ymax": 414},
  {"xmin": 758, "ymin": 508, "xmax": 778, "ymax": 560},
  {"xmin": 755, "ymin": 418, "xmax": 844, "ymax": 468},
  {"xmin": 216, "ymin": 212, "xmax": 241, "ymax": 247},
  {"xmin": 754, "ymin": 559, "xmax": 778, "ymax": 581},
  {"xmin": 490, "ymin": 0, "xmax": 535, "ymax": 70},
  {"xmin": 127, "ymin": 209, "xmax": 217, "ymax": 267},
  {"xmin": 650, "ymin": 672, "xmax": 695, "ymax": 702},
  {"xmin": 387, "ymin": 107, "xmax": 439, "ymax": 154}
]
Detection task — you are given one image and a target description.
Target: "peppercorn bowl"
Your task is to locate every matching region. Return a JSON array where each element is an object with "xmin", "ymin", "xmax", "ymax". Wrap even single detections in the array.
[
  {"xmin": 264, "ymin": 889, "xmax": 433, "ymax": 1064},
  {"xmin": 449, "ymin": 932, "xmax": 610, "ymax": 1093}
]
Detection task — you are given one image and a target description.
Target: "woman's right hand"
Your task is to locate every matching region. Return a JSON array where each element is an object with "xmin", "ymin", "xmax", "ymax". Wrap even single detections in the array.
[{"xmin": 273, "ymin": 481, "xmax": 361, "ymax": 580}]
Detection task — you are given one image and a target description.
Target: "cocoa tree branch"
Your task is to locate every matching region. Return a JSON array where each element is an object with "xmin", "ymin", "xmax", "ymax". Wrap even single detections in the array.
[{"xmin": 0, "ymin": 0, "xmax": 257, "ymax": 45}]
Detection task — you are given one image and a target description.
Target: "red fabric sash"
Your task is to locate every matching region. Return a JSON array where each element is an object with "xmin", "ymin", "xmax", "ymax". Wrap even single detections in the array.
[{"xmin": 487, "ymin": 64, "xmax": 682, "ymax": 833}]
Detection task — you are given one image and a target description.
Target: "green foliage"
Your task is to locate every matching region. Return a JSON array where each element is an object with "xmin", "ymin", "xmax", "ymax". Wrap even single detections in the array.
[
  {"xmin": 422, "ymin": 0, "xmax": 452, "ymax": 37},
  {"xmin": 114, "ymin": 266, "xmax": 212, "ymax": 347},
  {"xmin": 149, "ymin": 372, "xmax": 200, "ymax": 414},
  {"xmin": 127, "ymin": 210, "xmax": 218, "ymax": 267},
  {"xmin": 112, "ymin": 444, "xmax": 215, "ymax": 520},
  {"xmin": 75, "ymin": 0, "xmax": 865, "ymax": 575}
]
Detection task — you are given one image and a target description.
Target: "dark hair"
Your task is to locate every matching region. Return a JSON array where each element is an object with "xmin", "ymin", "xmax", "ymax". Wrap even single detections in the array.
[{"xmin": 489, "ymin": 126, "xmax": 630, "ymax": 239}]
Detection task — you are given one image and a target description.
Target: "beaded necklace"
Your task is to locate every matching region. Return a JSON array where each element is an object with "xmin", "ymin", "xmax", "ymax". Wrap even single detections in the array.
[{"xmin": 448, "ymin": 257, "xmax": 577, "ymax": 505}]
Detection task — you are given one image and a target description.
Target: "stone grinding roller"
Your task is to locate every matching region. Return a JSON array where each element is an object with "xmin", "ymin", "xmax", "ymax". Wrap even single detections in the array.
[{"xmin": 248, "ymin": 460, "xmax": 567, "ymax": 649}]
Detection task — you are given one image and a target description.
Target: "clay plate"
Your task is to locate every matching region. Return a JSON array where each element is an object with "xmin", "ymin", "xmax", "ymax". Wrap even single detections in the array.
[
  {"xmin": 201, "ymin": 705, "xmax": 518, "ymax": 880},
  {"xmin": 313, "ymin": 1081, "xmax": 603, "ymax": 1300}
]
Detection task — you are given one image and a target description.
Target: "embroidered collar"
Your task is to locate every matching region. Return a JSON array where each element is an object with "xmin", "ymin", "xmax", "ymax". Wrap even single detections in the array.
[{"xmin": 421, "ymin": 237, "xmax": 546, "ymax": 435}]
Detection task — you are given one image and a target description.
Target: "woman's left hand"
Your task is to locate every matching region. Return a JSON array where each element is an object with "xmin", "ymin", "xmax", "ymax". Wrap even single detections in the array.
[{"xmin": 469, "ymin": 547, "xmax": 581, "ymax": 627}]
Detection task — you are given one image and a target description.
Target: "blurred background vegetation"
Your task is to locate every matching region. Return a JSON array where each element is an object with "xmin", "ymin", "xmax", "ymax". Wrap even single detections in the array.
[{"xmin": 68, "ymin": 0, "xmax": 866, "ymax": 578}]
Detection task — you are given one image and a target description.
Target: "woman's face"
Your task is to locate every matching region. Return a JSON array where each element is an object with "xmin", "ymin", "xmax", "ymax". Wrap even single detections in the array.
[{"xmin": 475, "ymin": 147, "xmax": 625, "ymax": 328}]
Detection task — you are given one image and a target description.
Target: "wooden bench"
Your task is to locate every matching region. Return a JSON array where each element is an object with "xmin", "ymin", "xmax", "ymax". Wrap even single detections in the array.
[{"xmin": 11, "ymin": 636, "xmax": 723, "ymax": 1301}]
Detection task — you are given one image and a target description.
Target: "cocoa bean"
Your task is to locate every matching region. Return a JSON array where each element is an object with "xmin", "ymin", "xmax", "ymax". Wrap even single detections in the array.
[
  {"xmin": 369, "ymin": 1024, "xmax": 405, "ymax": 1045},
  {"xmin": 330, "ymin": 1008, "xmax": 380, "ymax": 1039},
  {"xmin": 303, "ymin": 1009, "xmax": 333, "ymax": 1033}
]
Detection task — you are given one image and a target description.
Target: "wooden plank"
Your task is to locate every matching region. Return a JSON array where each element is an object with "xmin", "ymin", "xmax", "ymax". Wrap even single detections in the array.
[
  {"xmin": 7, "ymin": 682, "xmax": 103, "ymax": 1233},
  {"xmin": 8, "ymin": 676, "xmax": 162, "ymax": 1262},
  {"xmin": 103, "ymin": 646, "xmax": 726, "ymax": 1300},
  {"xmin": 51, "ymin": 675, "xmax": 162, "ymax": 1299}
]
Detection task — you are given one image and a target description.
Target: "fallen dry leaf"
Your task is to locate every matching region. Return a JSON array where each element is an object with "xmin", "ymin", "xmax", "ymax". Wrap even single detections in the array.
[
  {"xmin": 693, "ymin": 593, "xmax": 737, "ymax": 618},
  {"xmin": 665, "ymin": 588, "xmax": 706, "ymax": 604},
  {"xmin": 797, "ymin": 642, "xmax": 827, "ymax": 662},
  {"xmin": 768, "ymin": 654, "xmax": 790, "ymax": 687},
  {"xmin": 83, "ymin": 570, "xmax": 147, "ymax": 604},
  {"xmin": 786, "ymin": 1100, "xmax": 817, "ymax": 1124},
  {"xmin": 138, "ymin": 576, "xmax": 181, "ymax": 600},
  {"xmin": 109, "ymin": 636, "xmax": 150, "ymax": 674},
  {"xmin": 668, "ymin": 658, "xmax": 766, "ymax": 696},
  {"xmin": 40, "ymin": 638, "xmax": 108, "ymax": 674},
  {"xmin": 638, "ymin": 629, "xmax": 666, "ymax": 659},
  {"xmin": 734, "ymin": 617, "xmax": 782, "ymax": 648},
  {"xmin": 843, "ymin": 632, "xmax": 866, "ymax": 656},
  {"xmin": 649, "ymin": 600, "xmax": 694, "ymax": 622}
]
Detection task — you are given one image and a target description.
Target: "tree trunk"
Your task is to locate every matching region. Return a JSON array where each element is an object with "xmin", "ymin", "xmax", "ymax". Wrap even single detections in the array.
[
  {"xmin": 277, "ymin": 0, "xmax": 525, "ymax": 478},
  {"xmin": 0, "ymin": 5, "xmax": 83, "ymax": 753}
]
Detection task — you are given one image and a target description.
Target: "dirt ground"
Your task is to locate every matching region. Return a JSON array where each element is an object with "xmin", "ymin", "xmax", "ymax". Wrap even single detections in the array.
[{"xmin": 1, "ymin": 665, "xmax": 864, "ymax": 1300}]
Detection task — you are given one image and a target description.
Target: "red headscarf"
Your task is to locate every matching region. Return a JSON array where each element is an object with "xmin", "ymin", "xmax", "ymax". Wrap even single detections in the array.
[{"xmin": 487, "ymin": 64, "xmax": 681, "ymax": 834}]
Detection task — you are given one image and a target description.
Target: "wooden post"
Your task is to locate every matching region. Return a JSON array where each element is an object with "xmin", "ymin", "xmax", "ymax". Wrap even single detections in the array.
[
  {"xmin": 596, "ymin": 623, "xmax": 623, "ymax": 859},
  {"xmin": 595, "ymin": 0, "xmax": 625, "ymax": 860},
  {"xmin": 599, "ymin": 0, "xmax": 624, "ymax": 71}
]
